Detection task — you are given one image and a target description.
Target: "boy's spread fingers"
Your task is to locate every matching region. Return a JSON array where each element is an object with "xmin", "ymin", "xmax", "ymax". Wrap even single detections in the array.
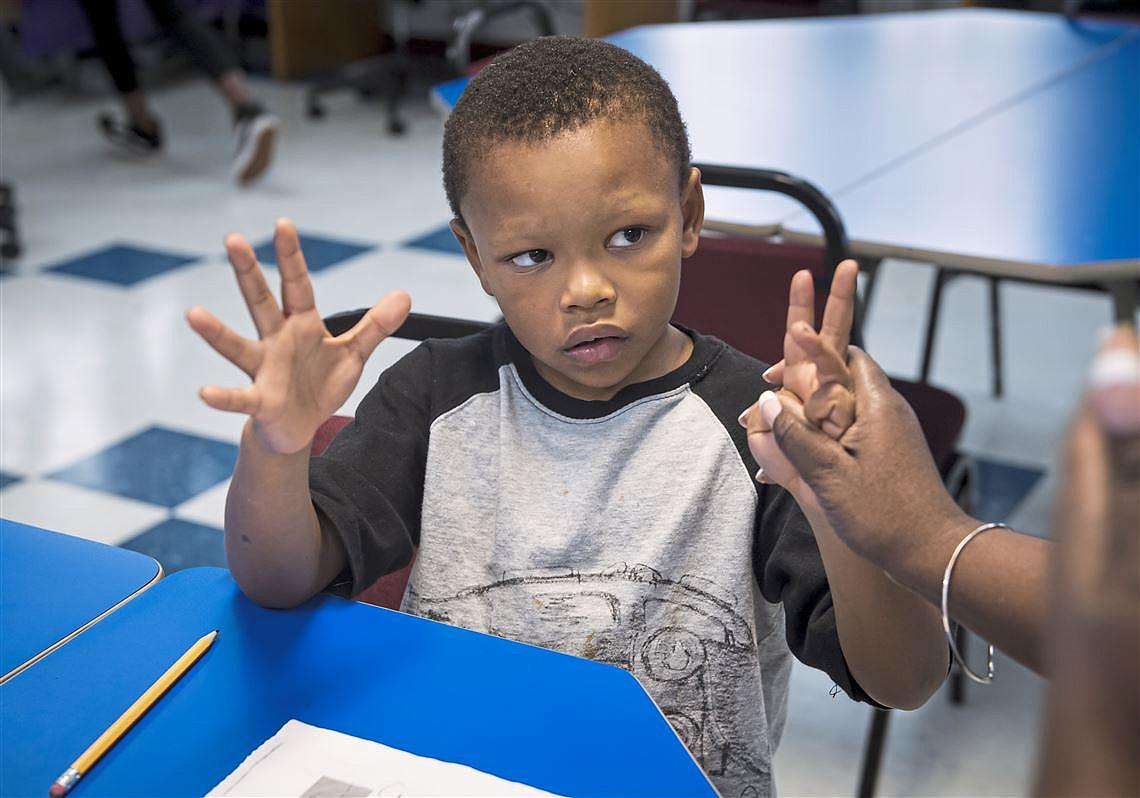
[
  {"xmin": 819, "ymin": 259, "xmax": 858, "ymax": 353},
  {"xmin": 186, "ymin": 307, "xmax": 262, "ymax": 376},
  {"xmin": 198, "ymin": 384, "xmax": 261, "ymax": 415},
  {"xmin": 345, "ymin": 291, "xmax": 413, "ymax": 360},
  {"xmin": 273, "ymin": 218, "xmax": 317, "ymax": 316},
  {"xmin": 783, "ymin": 270, "xmax": 816, "ymax": 366},
  {"xmin": 225, "ymin": 233, "xmax": 283, "ymax": 337}
]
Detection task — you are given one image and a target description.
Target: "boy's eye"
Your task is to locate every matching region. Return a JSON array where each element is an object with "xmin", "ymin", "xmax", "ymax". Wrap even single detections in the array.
[
  {"xmin": 608, "ymin": 227, "xmax": 646, "ymax": 248},
  {"xmin": 510, "ymin": 249, "xmax": 551, "ymax": 268}
]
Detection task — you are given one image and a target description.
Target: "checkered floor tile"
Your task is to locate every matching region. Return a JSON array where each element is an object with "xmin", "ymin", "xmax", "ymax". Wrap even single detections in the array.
[
  {"xmin": 49, "ymin": 426, "xmax": 239, "ymax": 509},
  {"xmin": 45, "ymin": 243, "xmax": 201, "ymax": 286},
  {"xmin": 121, "ymin": 517, "xmax": 226, "ymax": 573},
  {"xmin": 251, "ymin": 232, "xmax": 376, "ymax": 273},
  {"xmin": 403, "ymin": 225, "xmax": 464, "ymax": 256}
]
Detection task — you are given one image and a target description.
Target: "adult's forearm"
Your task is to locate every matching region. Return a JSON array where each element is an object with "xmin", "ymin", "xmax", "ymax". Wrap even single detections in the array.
[
  {"xmin": 225, "ymin": 419, "xmax": 344, "ymax": 608},
  {"xmin": 801, "ymin": 500, "xmax": 948, "ymax": 710},
  {"xmin": 885, "ymin": 511, "xmax": 1050, "ymax": 675}
]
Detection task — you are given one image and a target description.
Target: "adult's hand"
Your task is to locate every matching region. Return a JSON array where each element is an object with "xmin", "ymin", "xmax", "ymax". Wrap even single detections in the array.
[
  {"xmin": 1038, "ymin": 326, "xmax": 1139, "ymax": 796},
  {"xmin": 763, "ymin": 346, "xmax": 968, "ymax": 570}
]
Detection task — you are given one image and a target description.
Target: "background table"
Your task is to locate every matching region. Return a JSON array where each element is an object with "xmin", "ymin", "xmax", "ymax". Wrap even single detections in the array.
[
  {"xmin": 0, "ymin": 518, "xmax": 161, "ymax": 684},
  {"xmin": 432, "ymin": 9, "xmax": 1139, "ymax": 308},
  {"xmin": 0, "ymin": 567, "xmax": 716, "ymax": 798}
]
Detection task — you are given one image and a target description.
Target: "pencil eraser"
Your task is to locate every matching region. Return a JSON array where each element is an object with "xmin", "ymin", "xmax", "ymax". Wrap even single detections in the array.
[{"xmin": 48, "ymin": 784, "xmax": 66, "ymax": 798}]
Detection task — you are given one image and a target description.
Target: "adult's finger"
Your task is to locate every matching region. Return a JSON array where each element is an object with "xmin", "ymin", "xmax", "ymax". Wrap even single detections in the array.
[
  {"xmin": 770, "ymin": 398, "xmax": 848, "ymax": 482},
  {"xmin": 819, "ymin": 259, "xmax": 858, "ymax": 354},
  {"xmin": 783, "ymin": 270, "xmax": 815, "ymax": 367},
  {"xmin": 762, "ymin": 359, "xmax": 785, "ymax": 386},
  {"xmin": 186, "ymin": 306, "xmax": 262, "ymax": 377},
  {"xmin": 225, "ymin": 233, "xmax": 282, "ymax": 337},
  {"xmin": 274, "ymin": 218, "xmax": 317, "ymax": 316},
  {"xmin": 343, "ymin": 290, "xmax": 413, "ymax": 362},
  {"xmin": 198, "ymin": 384, "xmax": 261, "ymax": 415},
  {"xmin": 847, "ymin": 346, "xmax": 895, "ymax": 416}
]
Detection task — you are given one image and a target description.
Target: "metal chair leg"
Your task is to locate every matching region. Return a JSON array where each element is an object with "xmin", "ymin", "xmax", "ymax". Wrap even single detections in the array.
[
  {"xmin": 989, "ymin": 277, "xmax": 1003, "ymax": 398},
  {"xmin": 920, "ymin": 269, "xmax": 948, "ymax": 383},
  {"xmin": 857, "ymin": 708, "xmax": 891, "ymax": 798},
  {"xmin": 950, "ymin": 623, "xmax": 969, "ymax": 705}
]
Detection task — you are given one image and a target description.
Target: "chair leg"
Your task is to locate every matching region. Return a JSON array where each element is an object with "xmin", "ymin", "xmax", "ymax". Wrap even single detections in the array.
[
  {"xmin": 857, "ymin": 708, "xmax": 891, "ymax": 798},
  {"xmin": 989, "ymin": 277, "xmax": 1003, "ymax": 398},
  {"xmin": 920, "ymin": 269, "xmax": 948, "ymax": 384},
  {"xmin": 950, "ymin": 624, "xmax": 968, "ymax": 705}
]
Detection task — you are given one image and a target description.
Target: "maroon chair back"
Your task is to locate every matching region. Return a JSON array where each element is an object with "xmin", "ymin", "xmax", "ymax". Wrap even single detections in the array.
[
  {"xmin": 675, "ymin": 235, "xmax": 829, "ymax": 366},
  {"xmin": 311, "ymin": 415, "xmax": 416, "ymax": 610},
  {"xmin": 675, "ymin": 235, "xmax": 966, "ymax": 477}
]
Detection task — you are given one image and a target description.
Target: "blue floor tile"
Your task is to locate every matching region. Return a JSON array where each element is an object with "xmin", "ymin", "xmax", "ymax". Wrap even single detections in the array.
[
  {"xmin": 403, "ymin": 225, "xmax": 464, "ymax": 256},
  {"xmin": 49, "ymin": 426, "xmax": 238, "ymax": 508},
  {"xmin": 0, "ymin": 471, "xmax": 20, "ymax": 491},
  {"xmin": 251, "ymin": 233, "xmax": 375, "ymax": 273},
  {"xmin": 121, "ymin": 517, "xmax": 226, "ymax": 573},
  {"xmin": 972, "ymin": 458, "xmax": 1046, "ymax": 522},
  {"xmin": 45, "ymin": 243, "xmax": 200, "ymax": 286}
]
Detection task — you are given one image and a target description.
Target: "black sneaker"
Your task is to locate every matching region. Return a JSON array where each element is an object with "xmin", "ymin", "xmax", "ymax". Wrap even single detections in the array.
[
  {"xmin": 232, "ymin": 104, "xmax": 279, "ymax": 185},
  {"xmin": 97, "ymin": 113, "xmax": 163, "ymax": 155}
]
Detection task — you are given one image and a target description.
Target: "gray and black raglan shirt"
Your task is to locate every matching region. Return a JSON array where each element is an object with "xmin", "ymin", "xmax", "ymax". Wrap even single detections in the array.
[{"xmin": 310, "ymin": 323, "xmax": 872, "ymax": 798}]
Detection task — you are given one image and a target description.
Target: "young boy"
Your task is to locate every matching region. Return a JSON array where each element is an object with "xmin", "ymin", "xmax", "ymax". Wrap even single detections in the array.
[{"xmin": 188, "ymin": 37, "xmax": 947, "ymax": 797}]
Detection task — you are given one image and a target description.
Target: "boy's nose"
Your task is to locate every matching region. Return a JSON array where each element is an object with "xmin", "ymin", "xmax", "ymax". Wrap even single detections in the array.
[{"xmin": 561, "ymin": 259, "xmax": 616, "ymax": 312}]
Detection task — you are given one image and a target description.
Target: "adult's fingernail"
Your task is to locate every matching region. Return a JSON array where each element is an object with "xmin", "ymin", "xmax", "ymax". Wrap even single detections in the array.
[
  {"xmin": 759, "ymin": 390, "xmax": 782, "ymax": 427},
  {"xmin": 761, "ymin": 366, "xmax": 775, "ymax": 382},
  {"xmin": 1090, "ymin": 348, "xmax": 1140, "ymax": 388},
  {"xmin": 737, "ymin": 405, "xmax": 755, "ymax": 428}
]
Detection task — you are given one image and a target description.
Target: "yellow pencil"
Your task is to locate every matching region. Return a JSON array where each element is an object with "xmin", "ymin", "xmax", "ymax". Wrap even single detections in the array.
[{"xmin": 48, "ymin": 630, "xmax": 218, "ymax": 798}]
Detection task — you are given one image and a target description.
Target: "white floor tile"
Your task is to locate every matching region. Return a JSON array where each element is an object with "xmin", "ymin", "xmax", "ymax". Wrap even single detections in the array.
[{"xmin": 0, "ymin": 479, "xmax": 168, "ymax": 545}]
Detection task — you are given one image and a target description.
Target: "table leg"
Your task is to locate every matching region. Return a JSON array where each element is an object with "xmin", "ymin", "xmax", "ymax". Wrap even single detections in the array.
[
  {"xmin": 920, "ymin": 269, "xmax": 948, "ymax": 384},
  {"xmin": 857, "ymin": 707, "xmax": 892, "ymax": 798},
  {"xmin": 1106, "ymin": 279, "xmax": 1139, "ymax": 323},
  {"xmin": 989, "ymin": 277, "xmax": 1003, "ymax": 398}
]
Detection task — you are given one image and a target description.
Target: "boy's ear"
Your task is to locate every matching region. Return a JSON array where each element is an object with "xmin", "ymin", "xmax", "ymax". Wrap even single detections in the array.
[
  {"xmin": 450, "ymin": 219, "xmax": 494, "ymax": 297},
  {"xmin": 680, "ymin": 166, "xmax": 705, "ymax": 259}
]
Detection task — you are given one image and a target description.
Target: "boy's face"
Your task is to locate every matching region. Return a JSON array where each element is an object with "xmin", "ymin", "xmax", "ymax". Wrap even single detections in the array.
[{"xmin": 452, "ymin": 119, "xmax": 704, "ymax": 401}]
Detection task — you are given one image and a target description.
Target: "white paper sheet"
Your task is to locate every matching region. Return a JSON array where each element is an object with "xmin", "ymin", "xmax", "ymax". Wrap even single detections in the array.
[{"xmin": 208, "ymin": 720, "xmax": 561, "ymax": 798}]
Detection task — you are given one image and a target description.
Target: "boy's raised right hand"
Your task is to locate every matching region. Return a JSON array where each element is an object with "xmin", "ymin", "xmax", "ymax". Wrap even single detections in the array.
[{"xmin": 187, "ymin": 219, "xmax": 411, "ymax": 456}]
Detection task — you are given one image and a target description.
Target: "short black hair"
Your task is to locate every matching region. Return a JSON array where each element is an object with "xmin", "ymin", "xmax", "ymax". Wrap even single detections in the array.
[{"xmin": 442, "ymin": 36, "xmax": 692, "ymax": 222}]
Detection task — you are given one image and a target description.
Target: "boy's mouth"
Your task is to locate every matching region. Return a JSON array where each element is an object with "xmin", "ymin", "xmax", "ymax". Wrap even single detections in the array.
[{"xmin": 563, "ymin": 325, "xmax": 628, "ymax": 366}]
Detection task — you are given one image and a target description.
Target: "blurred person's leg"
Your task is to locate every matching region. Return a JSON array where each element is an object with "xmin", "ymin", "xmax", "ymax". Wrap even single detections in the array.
[
  {"xmin": 141, "ymin": 0, "xmax": 278, "ymax": 183},
  {"xmin": 77, "ymin": 0, "xmax": 163, "ymax": 152}
]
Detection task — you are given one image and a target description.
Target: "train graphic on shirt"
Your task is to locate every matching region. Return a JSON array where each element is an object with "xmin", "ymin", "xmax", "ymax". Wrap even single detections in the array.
[{"xmin": 407, "ymin": 562, "xmax": 771, "ymax": 794}]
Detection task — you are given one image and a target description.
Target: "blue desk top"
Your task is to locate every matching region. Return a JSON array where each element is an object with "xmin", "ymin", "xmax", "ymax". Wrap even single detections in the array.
[
  {"xmin": 0, "ymin": 568, "xmax": 716, "ymax": 798},
  {"xmin": 786, "ymin": 34, "xmax": 1140, "ymax": 278},
  {"xmin": 433, "ymin": 10, "xmax": 1136, "ymax": 233},
  {"xmin": 0, "ymin": 518, "xmax": 161, "ymax": 682}
]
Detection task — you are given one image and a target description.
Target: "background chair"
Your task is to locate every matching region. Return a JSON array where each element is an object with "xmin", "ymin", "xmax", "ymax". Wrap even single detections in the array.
[
  {"xmin": 305, "ymin": 0, "xmax": 553, "ymax": 135},
  {"xmin": 680, "ymin": 163, "xmax": 971, "ymax": 798}
]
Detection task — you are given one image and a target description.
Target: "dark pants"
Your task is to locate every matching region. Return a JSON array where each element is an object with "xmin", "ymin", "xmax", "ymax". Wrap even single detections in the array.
[{"xmin": 77, "ymin": 0, "xmax": 237, "ymax": 94}]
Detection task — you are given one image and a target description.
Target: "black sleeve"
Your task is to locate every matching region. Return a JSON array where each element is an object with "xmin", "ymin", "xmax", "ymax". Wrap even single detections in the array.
[
  {"xmin": 753, "ymin": 485, "xmax": 882, "ymax": 707},
  {"xmin": 309, "ymin": 343, "xmax": 434, "ymax": 597}
]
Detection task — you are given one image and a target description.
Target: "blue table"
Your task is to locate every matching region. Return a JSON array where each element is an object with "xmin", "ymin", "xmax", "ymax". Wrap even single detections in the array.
[
  {"xmin": 789, "ymin": 34, "xmax": 1140, "ymax": 286},
  {"xmin": 432, "ymin": 10, "xmax": 1139, "ymax": 306},
  {"xmin": 0, "ymin": 518, "xmax": 162, "ymax": 684},
  {"xmin": 0, "ymin": 567, "xmax": 716, "ymax": 798}
]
